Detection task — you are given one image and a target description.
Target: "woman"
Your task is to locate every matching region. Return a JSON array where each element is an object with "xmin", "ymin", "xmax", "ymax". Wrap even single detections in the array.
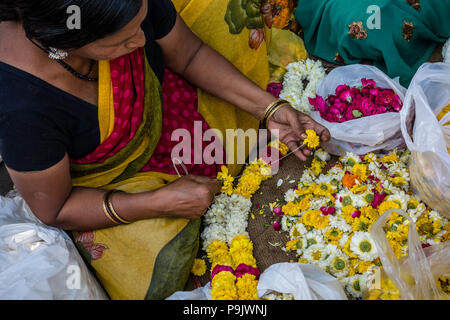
[
  {"xmin": 0, "ymin": 0, "xmax": 330, "ymax": 299},
  {"xmin": 296, "ymin": 0, "xmax": 450, "ymax": 86}
]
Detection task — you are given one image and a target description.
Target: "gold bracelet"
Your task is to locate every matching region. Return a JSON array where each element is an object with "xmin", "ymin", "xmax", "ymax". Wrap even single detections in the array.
[
  {"xmin": 263, "ymin": 99, "xmax": 290, "ymax": 128},
  {"xmin": 103, "ymin": 192, "xmax": 120, "ymax": 225},
  {"xmin": 264, "ymin": 102, "xmax": 290, "ymax": 128},
  {"xmin": 106, "ymin": 190, "xmax": 132, "ymax": 225}
]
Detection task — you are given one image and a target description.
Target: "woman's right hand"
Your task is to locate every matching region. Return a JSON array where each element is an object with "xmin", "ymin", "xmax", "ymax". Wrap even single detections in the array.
[{"xmin": 154, "ymin": 174, "xmax": 222, "ymax": 220}]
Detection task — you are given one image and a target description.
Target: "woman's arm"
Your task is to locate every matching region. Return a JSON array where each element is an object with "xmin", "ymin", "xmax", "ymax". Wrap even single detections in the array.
[
  {"xmin": 157, "ymin": 15, "xmax": 273, "ymax": 122},
  {"xmin": 157, "ymin": 15, "xmax": 331, "ymax": 161},
  {"xmin": 6, "ymin": 153, "xmax": 220, "ymax": 231}
]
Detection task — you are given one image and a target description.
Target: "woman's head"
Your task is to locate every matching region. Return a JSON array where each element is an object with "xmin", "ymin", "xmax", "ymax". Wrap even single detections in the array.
[{"xmin": 0, "ymin": 0, "xmax": 147, "ymax": 60}]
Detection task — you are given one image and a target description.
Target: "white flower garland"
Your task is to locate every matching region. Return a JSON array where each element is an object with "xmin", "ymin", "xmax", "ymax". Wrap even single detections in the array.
[
  {"xmin": 201, "ymin": 193, "xmax": 252, "ymax": 251},
  {"xmin": 279, "ymin": 58, "xmax": 326, "ymax": 114}
]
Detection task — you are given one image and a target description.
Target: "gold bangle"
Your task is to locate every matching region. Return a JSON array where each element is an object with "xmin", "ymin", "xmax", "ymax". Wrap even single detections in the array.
[
  {"xmin": 264, "ymin": 102, "xmax": 290, "ymax": 128},
  {"xmin": 263, "ymin": 99, "xmax": 290, "ymax": 128},
  {"xmin": 106, "ymin": 190, "xmax": 131, "ymax": 225},
  {"xmin": 103, "ymin": 193, "xmax": 120, "ymax": 225}
]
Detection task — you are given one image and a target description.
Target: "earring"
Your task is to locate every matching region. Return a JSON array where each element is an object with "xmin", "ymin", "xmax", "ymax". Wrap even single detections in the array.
[{"xmin": 48, "ymin": 47, "xmax": 68, "ymax": 60}]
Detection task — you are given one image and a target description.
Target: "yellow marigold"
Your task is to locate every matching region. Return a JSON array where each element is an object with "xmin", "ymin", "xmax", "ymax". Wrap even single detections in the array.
[
  {"xmin": 352, "ymin": 216, "xmax": 372, "ymax": 232},
  {"xmin": 211, "ymin": 271, "xmax": 238, "ymax": 300},
  {"xmin": 298, "ymin": 258, "xmax": 309, "ymax": 264},
  {"xmin": 236, "ymin": 274, "xmax": 259, "ymax": 300},
  {"xmin": 407, "ymin": 198, "xmax": 420, "ymax": 210},
  {"xmin": 303, "ymin": 129, "xmax": 320, "ymax": 149},
  {"xmin": 352, "ymin": 163, "xmax": 369, "ymax": 182},
  {"xmin": 191, "ymin": 259, "xmax": 207, "ymax": 277},
  {"xmin": 351, "ymin": 184, "xmax": 368, "ymax": 194},
  {"xmin": 282, "ymin": 198, "xmax": 310, "ymax": 217},
  {"xmin": 301, "ymin": 210, "xmax": 329, "ymax": 229},
  {"xmin": 311, "ymin": 158, "xmax": 326, "ymax": 176},
  {"xmin": 378, "ymin": 201, "xmax": 401, "ymax": 215},
  {"xmin": 234, "ymin": 160, "xmax": 271, "ymax": 198},
  {"xmin": 356, "ymin": 260, "xmax": 375, "ymax": 274},
  {"xmin": 342, "ymin": 205, "xmax": 358, "ymax": 224},
  {"xmin": 285, "ymin": 239, "xmax": 300, "ymax": 251},
  {"xmin": 364, "ymin": 153, "xmax": 377, "ymax": 163},
  {"xmin": 344, "ymin": 234, "xmax": 358, "ymax": 259},
  {"xmin": 360, "ymin": 206, "xmax": 380, "ymax": 223},
  {"xmin": 325, "ymin": 228, "xmax": 343, "ymax": 242},
  {"xmin": 217, "ymin": 165, "xmax": 234, "ymax": 195},
  {"xmin": 207, "ymin": 241, "xmax": 232, "ymax": 268},
  {"xmin": 391, "ymin": 176, "xmax": 407, "ymax": 185},
  {"xmin": 388, "ymin": 238, "xmax": 404, "ymax": 259},
  {"xmin": 380, "ymin": 153, "xmax": 399, "ymax": 163}
]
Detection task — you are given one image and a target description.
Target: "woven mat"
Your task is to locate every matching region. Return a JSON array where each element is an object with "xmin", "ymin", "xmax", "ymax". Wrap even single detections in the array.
[{"xmin": 196, "ymin": 43, "xmax": 444, "ymax": 286}]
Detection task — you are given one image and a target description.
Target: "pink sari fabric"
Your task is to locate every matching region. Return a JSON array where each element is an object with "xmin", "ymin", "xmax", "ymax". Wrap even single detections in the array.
[
  {"xmin": 71, "ymin": 48, "xmax": 146, "ymax": 165},
  {"xmin": 72, "ymin": 48, "xmax": 223, "ymax": 178}
]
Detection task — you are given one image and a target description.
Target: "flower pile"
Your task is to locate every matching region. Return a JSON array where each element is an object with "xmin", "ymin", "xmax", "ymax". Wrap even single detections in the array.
[
  {"xmin": 279, "ymin": 59, "xmax": 326, "ymax": 114},
  {"xmin": 308, "ymin": 78, "xmax": 403, "ymax": 123},
  {"xmin": 270, "ymin": 148, "xmax": 449, "ymax": 299},
  {"xmin": 201, "ymin": 140, "xmax": 291, "ymax": 300}
]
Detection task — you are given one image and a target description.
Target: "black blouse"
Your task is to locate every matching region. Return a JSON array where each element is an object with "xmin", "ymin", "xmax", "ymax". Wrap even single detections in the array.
[{"xmin": 0, "ymin": 0, "xmax": 177, "ymax": 172}]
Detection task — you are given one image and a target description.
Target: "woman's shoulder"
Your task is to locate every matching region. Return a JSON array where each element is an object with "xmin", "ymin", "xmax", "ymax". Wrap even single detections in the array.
[{"xmin": 144, "ymin": 0, "xmax": 177, "ymax": 40}]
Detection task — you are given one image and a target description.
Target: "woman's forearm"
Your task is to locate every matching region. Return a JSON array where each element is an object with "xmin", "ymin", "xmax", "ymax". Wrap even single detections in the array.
[
  {"xmin": 52, "ymin": 187, "xmax": 162, "ymax": 231},
  {"xmin": 181, "ymin": 43, "xmax": 277, "ymax": 121}
]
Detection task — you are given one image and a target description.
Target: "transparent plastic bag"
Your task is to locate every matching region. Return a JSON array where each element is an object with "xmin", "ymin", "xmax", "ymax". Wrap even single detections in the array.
[
  {"xmin": 309, "ymin": 64, "xmax": 407, "ymax": 155},
  {"xmin": 257, "ymin": 263, "xmax": 347, "ymax": 300},
  {"xmin": 0, "ymin": 192, "xmax": 108, "ymax": 300},
  {"xmin": 366, "ymin": 209, "xmax": 449, "ymax": 300},
  {"xmin": 400, "ymin": 63, "xmax": 450, "ymax": 217}
]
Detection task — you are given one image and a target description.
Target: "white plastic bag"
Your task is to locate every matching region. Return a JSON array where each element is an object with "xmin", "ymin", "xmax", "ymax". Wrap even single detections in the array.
[
  {"xmin": 368, "ymin": 209, "xmax": 449, "ymax": 300},
  {"xmin": 0, "ymin": 192, "xmax": 108, "ymax": 300},
  {"xmin": 166, "ymin": 263, "xmax": 347, "ymax": 300},
  {"xmin": 310, "ymin": 64, "xmax": 407, "ymax": 155},
  {"xmin": 400, "ymin": 63, "xmax": 450, "ymax": 217},
  {"xmin": 257, "ymin": 263, "xmax": 347, "ymax": 300}
]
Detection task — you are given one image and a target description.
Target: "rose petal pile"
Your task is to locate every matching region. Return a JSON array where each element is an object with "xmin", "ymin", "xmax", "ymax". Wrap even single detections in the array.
[{"xmin": 309, "ymin": 78, "xmax": 403, "ymax": 123}]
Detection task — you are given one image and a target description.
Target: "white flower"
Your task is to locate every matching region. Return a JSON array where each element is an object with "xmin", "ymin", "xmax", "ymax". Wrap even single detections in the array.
[
  {"xmin": 387, "ymin": 191, "xmax": 410, "ymax": 211},
  {"xmin": 341, "ymin": 274, "xmax": 369, "ymax": 299},
  {"xmin": 301, "ymin": 230, "xmax": 326, "ymax": 249},
  {"xmin": 326, "ymin": 253, "xmax": 350, "ymax": 279},
  {"xmin": 340, "ymin": 153, "xmax": 361, "ymax": 167},
  {"xmin": 289, "ymin": 222, "xmax": 308, "ymax": 239},
  {"xmin": 279, "ymin": 59, "xmax": 326, "ymax": 114},
  {"xmin": 284, "ymin": 189, "xmax": 298, "ymax": 203},
  {"xmin": 350, "ymin": 232, "xmax": 378, "ymax": 261},
  {"xmin": 302, "ymin": 243, "xmax": 334, "ymax": 269}
]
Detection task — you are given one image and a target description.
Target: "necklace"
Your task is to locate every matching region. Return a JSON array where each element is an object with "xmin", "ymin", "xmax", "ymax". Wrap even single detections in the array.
[{"xmin": 29, "ymin": 39, "xmax": 98, "ymax": 82}]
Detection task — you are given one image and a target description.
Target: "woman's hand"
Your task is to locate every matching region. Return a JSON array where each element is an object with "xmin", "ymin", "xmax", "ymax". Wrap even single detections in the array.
[
  {"xmin": 267, "ymin": 105, "xmax": 331, "ymax": 161},
  {"xmin": 153, "ymin": 175, "xmax": 221, "ymax": 220}
]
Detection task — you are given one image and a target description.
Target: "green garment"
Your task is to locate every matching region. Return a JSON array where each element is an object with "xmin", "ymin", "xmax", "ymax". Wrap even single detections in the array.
[{"xmin": 296, "ymin": 0, "xmax": 450, "ymax": 86}]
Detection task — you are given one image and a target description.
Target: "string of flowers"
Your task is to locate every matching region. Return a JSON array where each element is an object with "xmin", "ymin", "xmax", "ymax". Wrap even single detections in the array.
[
  {"xmin": 201, "ymin": 132, "xmax": 321, "ymax": 300},
  {"xmin": 279, "ymin": 59, "xmax": 326, "ymax": 114}
]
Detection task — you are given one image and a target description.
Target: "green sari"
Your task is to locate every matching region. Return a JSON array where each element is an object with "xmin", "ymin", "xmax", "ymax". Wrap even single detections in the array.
[{"xmin": 296, "ymin": 0, "xmax": 450, "ymax": 86}]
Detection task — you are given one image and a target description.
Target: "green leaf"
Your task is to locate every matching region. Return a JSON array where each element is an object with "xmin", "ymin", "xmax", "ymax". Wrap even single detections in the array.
[{"xmin": 352, "ymin": 110, "xmax": 363, "ymax": 118}]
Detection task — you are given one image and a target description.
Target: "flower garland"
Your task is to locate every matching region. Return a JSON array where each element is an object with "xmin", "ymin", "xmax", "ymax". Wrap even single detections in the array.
[
  {"xmin": 279, "ymin": 59, "xmax": 326, "ymax": 114},
  {"xmin": 270, "ymin": 148, "xmax": 449, "ymax": 299},
  {"xmin": 201, "ymin": 138, "xmax": 294, "ymax": 300}
]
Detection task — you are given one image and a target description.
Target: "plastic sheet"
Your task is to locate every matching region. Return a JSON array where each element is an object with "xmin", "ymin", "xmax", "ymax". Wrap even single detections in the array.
[
  {"xmin": 400, "ymin": 63, "xmax": 450, "ymax": 217},
  {"xmin": 0, "ymin": 191, "xmax": 108, "ymax": 300}
]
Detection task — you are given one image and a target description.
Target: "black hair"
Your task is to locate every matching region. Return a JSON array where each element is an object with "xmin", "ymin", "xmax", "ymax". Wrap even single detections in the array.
[{"xmin": 0, "ymin": 0, "xmax": 143, "ymax": 50}]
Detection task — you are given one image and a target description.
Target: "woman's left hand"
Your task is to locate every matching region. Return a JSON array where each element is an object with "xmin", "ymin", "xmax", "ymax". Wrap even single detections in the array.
[{"xmin": 267, "ymin": 105, "xmax": 331, "ymax": 161}]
